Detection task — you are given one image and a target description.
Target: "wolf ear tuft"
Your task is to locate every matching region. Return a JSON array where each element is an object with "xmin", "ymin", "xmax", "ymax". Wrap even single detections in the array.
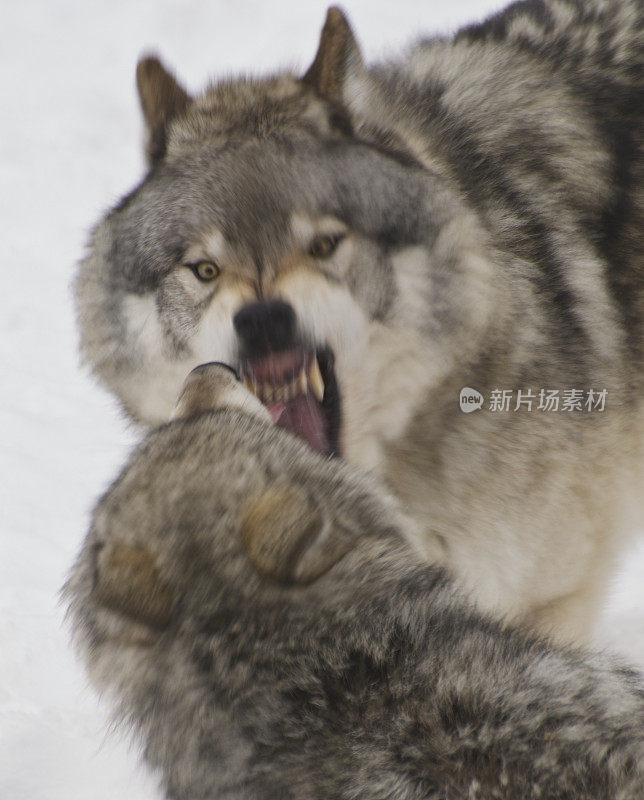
[
  {"xmin": 136, "ymin": 55, "xmax": 191, "ymax": 165},
  {"xmin": 302, "ymin": 6, "xmax": 364, "ymax": 106},
  {"xmin": 240, "ymin": 486, "xmax": 357, "ymax": 584}
]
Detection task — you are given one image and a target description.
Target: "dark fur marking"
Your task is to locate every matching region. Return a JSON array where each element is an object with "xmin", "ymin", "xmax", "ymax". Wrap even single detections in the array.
[{"xmin": 434, "ymin": 112, "xmax": 593, "ymax": 368}]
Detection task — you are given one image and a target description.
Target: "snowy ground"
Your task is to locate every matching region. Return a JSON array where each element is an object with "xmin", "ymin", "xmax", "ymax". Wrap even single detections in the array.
[{"xmin": 1, "ymin": 1, "xmax": 643, "ymax": 798}]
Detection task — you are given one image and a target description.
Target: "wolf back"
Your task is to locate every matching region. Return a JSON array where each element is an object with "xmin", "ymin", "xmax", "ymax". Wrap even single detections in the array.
[{"xmin": 64, "ymin": 379, "xmax": 644, "ymax": 800}]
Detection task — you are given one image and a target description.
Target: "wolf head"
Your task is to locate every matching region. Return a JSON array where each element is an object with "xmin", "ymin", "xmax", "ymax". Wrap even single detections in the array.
[
  {"xmin": 75, "ymin": 7, "xmax": 496, "ymax": 465},
  {"xmin": 65, "ymin": 400, "xmax": 421, "ymax": 670}
]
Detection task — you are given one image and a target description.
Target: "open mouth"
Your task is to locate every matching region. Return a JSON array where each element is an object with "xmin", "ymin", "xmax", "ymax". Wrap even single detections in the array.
[{"xmin": 239, "ymin": 346, "xmax": 341, "ymax": 456}]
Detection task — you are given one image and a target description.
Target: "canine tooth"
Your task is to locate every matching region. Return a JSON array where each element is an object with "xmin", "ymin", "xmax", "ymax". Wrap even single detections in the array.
[
  {"xmin": 298, "ymin": 367, "xmax": 308, "ymax": 395},
  {"xmin": 274, "ymin": 385, "xmax": 286, "ymax": 402},
  {"xmin": 308, "ymin": 359, "xmax": 325, "ymax": 402}
]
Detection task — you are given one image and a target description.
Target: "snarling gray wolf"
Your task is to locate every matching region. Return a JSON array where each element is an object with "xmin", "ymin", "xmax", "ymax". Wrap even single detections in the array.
[
  {"xmin": 74, "ymin": 0, "xmax": 644, "ymax": 642},
  {"xmin": 64, "ymin": 364, "xmax": 644, "ymax": 800}
]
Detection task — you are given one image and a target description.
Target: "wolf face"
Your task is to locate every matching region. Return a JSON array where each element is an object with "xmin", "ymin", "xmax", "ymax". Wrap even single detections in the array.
[
  {"xmin": 75, "ymin": 14, "xmax": 495, "ymax": 463},
  {"xmin": 75, "ymin": 2, "xmax": 643, "ymax": 641}
]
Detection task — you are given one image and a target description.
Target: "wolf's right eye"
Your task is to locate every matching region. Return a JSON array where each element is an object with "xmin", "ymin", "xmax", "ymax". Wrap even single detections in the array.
[
  {"xmin": 186, "ymin": 261, "xmax": 220, "ymax": 282},
  {"xmin": 308, "ymin": 234, "xmax": 345, "ymax": 259}
]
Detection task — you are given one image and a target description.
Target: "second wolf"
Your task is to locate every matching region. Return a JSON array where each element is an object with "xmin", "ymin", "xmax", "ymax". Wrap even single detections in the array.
[
  {"xmin": 74, "ymin": 0, "xmax": 644, "ymax": 641},
  {"xmin": 65, "ymin": 365, "xmax": 644, "ymax": 800}
]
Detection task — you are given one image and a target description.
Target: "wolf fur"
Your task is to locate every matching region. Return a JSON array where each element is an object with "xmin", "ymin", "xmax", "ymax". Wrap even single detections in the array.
[
  {"xmin": 74, "ymin": 0, "xmax": 644, "ymax": 642},
  {"xmin": 64, "ymin": 365, "xmax": 644, "ymax": 800}
]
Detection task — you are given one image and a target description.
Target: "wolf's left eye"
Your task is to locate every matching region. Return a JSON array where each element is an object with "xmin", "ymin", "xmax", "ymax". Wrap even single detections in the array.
[
  {"xmin": 187, "ymin": 261, "xmax": 220, "ymax": 282},
  {"xmin": 308, "ymin": 234, "xmax": 345, "ymax": 259}
]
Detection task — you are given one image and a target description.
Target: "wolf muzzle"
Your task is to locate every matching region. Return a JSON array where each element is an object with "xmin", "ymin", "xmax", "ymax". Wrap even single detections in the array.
[
  {"xmin": 232, "ymin": 300, "xmax": 342, "ymax": 456},
  {"xmin": 234, "ymin": 300, "xmax": 297, "ymax": 359}
]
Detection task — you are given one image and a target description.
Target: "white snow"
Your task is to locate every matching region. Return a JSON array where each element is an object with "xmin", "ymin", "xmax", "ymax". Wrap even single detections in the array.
[{"xmin": 1, "ymin": 2, "xmax": 642, "ymax": 798}]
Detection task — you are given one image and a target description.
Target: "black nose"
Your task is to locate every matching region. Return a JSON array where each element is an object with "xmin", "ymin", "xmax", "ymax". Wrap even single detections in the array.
[{"xmin": 233, "ymin": 300, "xmax": 297, "ymax": 357}]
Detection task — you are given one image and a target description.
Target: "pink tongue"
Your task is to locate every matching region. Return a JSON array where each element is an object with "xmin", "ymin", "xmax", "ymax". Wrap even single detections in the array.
[
  {"xmin": 266, "ymin": 394, "xmax": 329, "ymax": 453},
  {"xmin": 267, "ymin": 403, "xmax": 286, "ymax": 424}
]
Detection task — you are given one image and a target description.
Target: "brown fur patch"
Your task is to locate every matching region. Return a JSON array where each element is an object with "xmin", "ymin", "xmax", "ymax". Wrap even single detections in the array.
[
  {"xmin": 240, "ymin": 486, "xmax": 323, "ymax": 582},
  {"xmin": 92, "ymin": 542, "xmax": 174, "ymax": 629}
]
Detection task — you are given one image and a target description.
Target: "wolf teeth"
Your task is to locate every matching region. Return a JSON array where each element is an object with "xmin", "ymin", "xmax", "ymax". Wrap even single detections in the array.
[
  {"xmin": 242, "ymin": 361, "xmax": 325, "ymax": 404},
  {"xmin": 308, "ymin": 359, "xmax": 325, "ymax": 402},
  {"xmin": 298, "ymin": 367, "xmax": 308, "ymax": 395},
  {"xmin": 274, "ymin": 384, "xmax": 287, "ymax": 403},
  {"xmin": 287, "ymin": 377, "xmax": 299, "ymax": 401}
]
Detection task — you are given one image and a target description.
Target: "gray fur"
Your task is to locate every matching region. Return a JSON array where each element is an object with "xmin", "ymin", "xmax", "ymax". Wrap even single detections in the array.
[
  {"xmin": 64, "ymin": 390, "xmax": 644, "ymax": 799},
  {"xmin": 74, "ymin": 0, "xmax": 643, "ymax": 643}
]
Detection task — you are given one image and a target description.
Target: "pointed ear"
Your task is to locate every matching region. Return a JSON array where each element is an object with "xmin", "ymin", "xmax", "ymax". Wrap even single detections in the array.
[
  {"xmin": 171, "ymin": 362, "xmax": 272, "ymax": 423},
  {"xmin": 136, "ymin": 55, "xmax": 191, "ymax": 165},
  {"xmin": 240, "ymin": 486, "xmax": 358, "ymax": 584},
  {"xmin": 91, "ymin": 541, "xmax": 175, "ymax": 629},
  {"xmin": 302, "ymin": 6, "xmax": 364, "ymax": 105}
]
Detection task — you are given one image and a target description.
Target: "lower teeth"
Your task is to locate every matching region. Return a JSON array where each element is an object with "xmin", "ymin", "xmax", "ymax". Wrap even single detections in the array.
[{"xmin": 241, "ymin": 358, "xmax": 325, "ymax": 404}]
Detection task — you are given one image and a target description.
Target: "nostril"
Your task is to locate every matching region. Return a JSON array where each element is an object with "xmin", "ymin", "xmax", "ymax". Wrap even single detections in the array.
[
  {"xmin": 232, "ymin": 304, "xmax": 260, "ymax": 340},
  {"xmin": 233, "ymin": 300, "xmax": 297, "ymax": 356}
]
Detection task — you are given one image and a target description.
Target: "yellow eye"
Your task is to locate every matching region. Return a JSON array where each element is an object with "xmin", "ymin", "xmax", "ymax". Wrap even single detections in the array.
[
  {"xmin": 188, "ymin": 261, "xmax": 220, "ymax": 282},
  {"xmin": 308, "ymin": 234, "xmax": 345, "ymax": 259}
]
